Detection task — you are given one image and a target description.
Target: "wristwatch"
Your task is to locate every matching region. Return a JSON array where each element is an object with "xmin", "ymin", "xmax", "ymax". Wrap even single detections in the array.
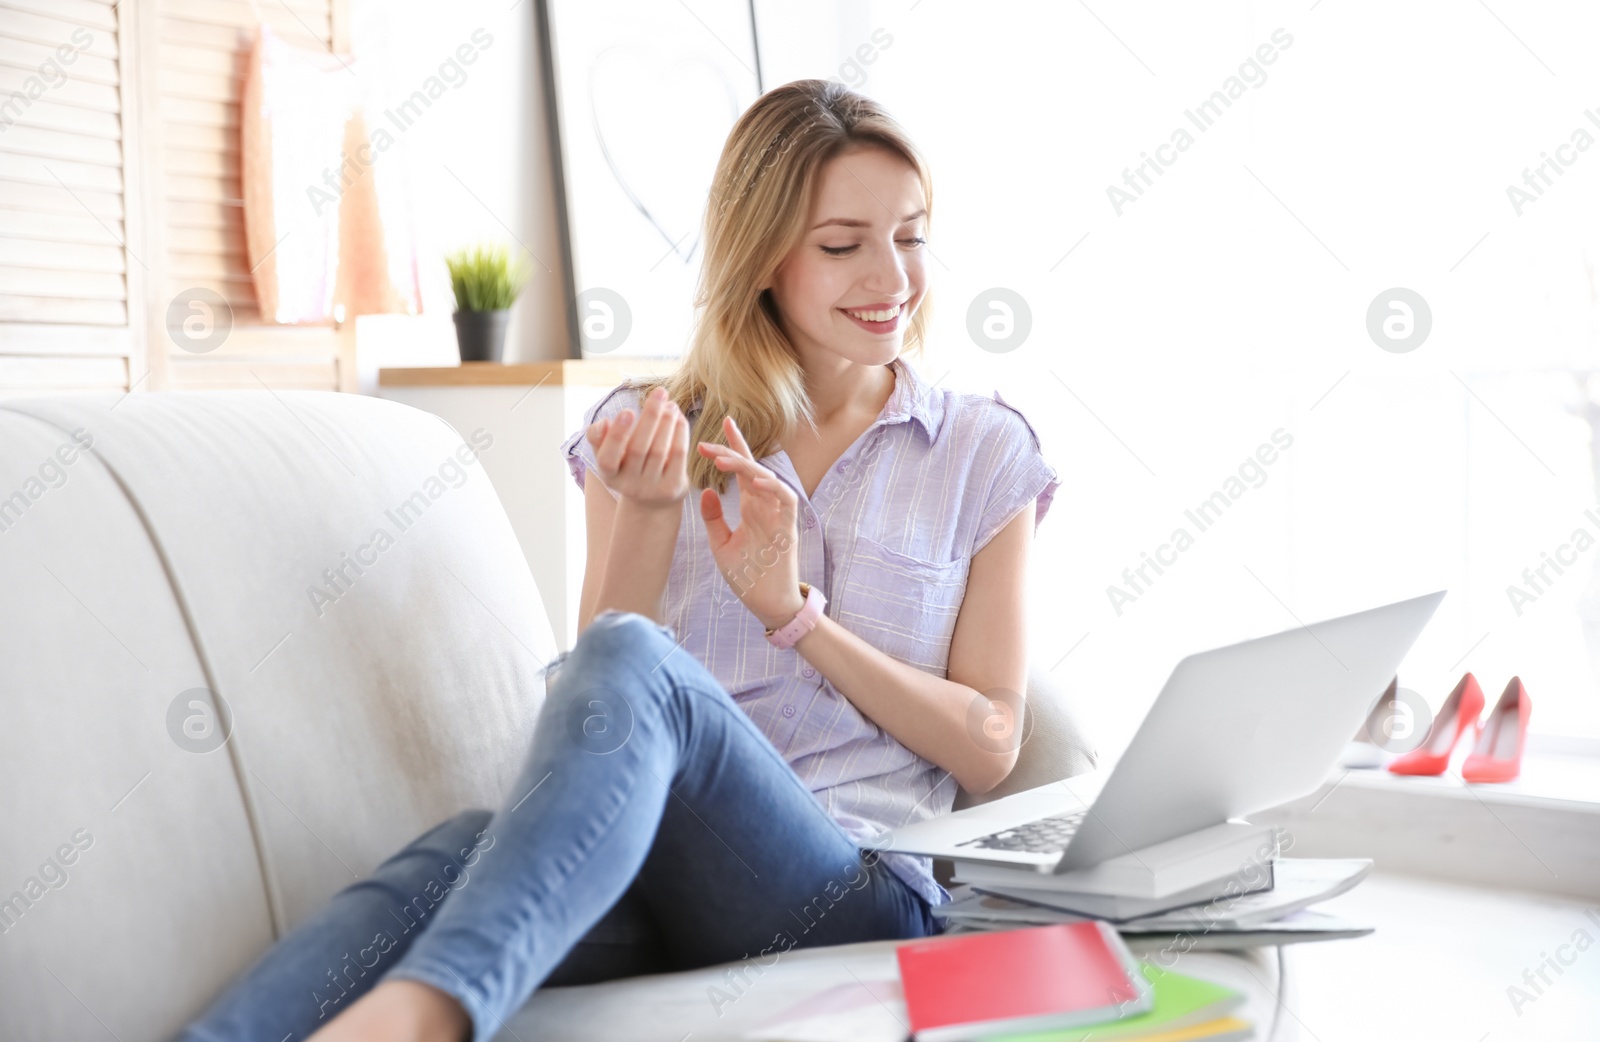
[{"xmin": 764, "ymin": 581, "xmax": 826, "ymax": 649}]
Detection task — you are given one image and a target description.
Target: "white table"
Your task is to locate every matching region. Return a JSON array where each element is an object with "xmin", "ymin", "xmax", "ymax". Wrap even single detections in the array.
[{"xmin": 498, "ymin": 933, "xmax": 1293, "ymax": 1041}]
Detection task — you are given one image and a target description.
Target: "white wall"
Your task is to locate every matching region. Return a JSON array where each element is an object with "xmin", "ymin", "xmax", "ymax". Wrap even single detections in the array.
[{"xmin": 348, "ymin": 0, "xmax": 571, "ymax": 377}]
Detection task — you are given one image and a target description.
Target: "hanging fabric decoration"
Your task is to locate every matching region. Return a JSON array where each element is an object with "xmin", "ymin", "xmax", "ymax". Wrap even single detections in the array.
[{"xmin": 240, "ymin": 25, "xmax": 422, "ymax": 324}]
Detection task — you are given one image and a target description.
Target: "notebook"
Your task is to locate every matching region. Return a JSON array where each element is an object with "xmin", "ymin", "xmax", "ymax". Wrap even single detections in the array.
[
  {"xmin": 896, "ymin": 921, "xmax": 1153, "ymax": 1042},
  {"xmin": 990, "ymin": 962, "xmax": 1246, "ymax": 1041}
]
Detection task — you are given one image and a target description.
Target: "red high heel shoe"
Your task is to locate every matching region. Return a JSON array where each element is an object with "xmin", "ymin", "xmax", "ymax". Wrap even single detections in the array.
[
  {"xmin": 1462, "ymin": 677, "xmax": 1531, "ymax": 783},
  {"xmin": 1388, "ymin": 672, "xmax": 1484, "ymax": 776}
]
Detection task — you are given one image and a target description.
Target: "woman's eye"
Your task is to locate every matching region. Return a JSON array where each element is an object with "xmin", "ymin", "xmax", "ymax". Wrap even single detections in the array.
[{"xmin": 819, "ymin": 237, "xmax": 926, "ymax": 257}]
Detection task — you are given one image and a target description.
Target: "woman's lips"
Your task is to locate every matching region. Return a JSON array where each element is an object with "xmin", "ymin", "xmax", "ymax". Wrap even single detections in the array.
[{"xmin": 840, "ymin": 308, "xmax": 901, "ymax": 334}]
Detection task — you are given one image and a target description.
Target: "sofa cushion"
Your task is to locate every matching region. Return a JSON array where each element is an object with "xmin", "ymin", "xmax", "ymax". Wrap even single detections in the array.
[
  {"xmin": 0, "ymin": 408, "xmax": 274, "ymax": 1038},
  {"xmin": 0, "ymin": 393, "xmax": 558, "ymax": 1040}
]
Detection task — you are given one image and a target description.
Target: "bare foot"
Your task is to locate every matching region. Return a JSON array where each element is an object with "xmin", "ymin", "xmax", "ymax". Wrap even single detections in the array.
[{"xmin": 304, "ymin": 979, "xmax": 471, "ymax": 1042}]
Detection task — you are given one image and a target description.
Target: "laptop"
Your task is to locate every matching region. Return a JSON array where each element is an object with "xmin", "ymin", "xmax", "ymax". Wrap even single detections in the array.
[{"xmin": 867, "ymin": 591, "xmax": 1446, "ymax": 873}]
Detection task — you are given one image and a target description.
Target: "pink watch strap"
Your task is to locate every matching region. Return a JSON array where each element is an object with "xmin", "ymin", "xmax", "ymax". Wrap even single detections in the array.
[{"xmin": 765, "ymin": 582, "xmax": 825, "ymax": 649}]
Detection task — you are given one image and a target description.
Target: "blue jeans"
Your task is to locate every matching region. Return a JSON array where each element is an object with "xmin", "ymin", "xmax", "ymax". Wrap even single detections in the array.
[{"xmin": 181, "ymin": 611, "xmax": 940, "ymax": 1042}]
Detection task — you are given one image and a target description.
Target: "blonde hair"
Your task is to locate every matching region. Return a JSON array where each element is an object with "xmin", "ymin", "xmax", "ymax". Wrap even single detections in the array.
[{"xmin": 632, "ymin": 79, "xmax": 934, "ymax": 494}]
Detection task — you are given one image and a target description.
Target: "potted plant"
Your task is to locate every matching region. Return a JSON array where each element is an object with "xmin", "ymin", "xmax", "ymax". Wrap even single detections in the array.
[{"xmin": 446, "ymin": 244, "xmax": 530, "ymax": 363}]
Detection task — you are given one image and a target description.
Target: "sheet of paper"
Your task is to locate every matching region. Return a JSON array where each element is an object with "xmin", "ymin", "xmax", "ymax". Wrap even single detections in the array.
[{"xmin": 741, "ymin": 978, "xmax": 909, "ymax": 1042}]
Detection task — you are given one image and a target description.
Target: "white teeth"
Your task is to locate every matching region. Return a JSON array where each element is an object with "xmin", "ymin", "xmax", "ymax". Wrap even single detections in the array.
[{"xmin": 846, "ymin": 304, "xmax": 901, "ymax": 323}]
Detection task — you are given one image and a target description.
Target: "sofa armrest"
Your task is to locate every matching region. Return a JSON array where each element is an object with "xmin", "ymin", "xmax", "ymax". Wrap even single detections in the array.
[{"xmin": 952, "ymin": 663, "xmax": 1098, "ymax": 811}]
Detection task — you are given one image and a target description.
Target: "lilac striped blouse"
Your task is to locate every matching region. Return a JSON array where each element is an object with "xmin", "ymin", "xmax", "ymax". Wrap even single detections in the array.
[{"xmin": 559, "ymin": 355, "xmax": 1061, "ymax": 906}]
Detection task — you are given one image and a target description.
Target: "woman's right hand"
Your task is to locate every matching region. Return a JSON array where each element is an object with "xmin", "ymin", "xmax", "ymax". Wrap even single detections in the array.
[{"xmin": 585, "ymin": 386, "xmax": 690, "ymax": 509}]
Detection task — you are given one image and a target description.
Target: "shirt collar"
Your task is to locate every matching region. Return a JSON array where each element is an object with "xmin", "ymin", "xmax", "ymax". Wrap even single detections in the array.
[
  {"xmin": 881, "ymin": 355, "xmax": 945, "ymax": 442},
  {"xmin": 686, "ymin": 355, "xmax": 944, "ymax": 441}
]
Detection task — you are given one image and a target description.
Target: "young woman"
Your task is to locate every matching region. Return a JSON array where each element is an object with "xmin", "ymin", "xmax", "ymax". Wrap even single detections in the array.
[{"xmin": 182, "ymin": 78, "xmax": 1059, "ymax": 1042}]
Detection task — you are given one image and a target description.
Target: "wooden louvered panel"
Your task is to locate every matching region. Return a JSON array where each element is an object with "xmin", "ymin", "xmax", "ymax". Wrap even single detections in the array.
[
  {"xmin": 150, "ymin": 0, "xmax": 345, "ymax": 392},
  {"xmin": 0, "ymin": 34, "xmax": 118, "ymax": 86},
  {"xmin": 167, "ymin": 322, "xmax": 343, "ymax": 359},
  {"xmin": 167, "ymin": 357, "xmax": 338, "ymax": 389},
  {"xmin": 0, "ymin": 2, "xmax": 131, "ymax": 339},
  {"xmin": 162, "ymin": 0, "xmax": 330, "ymax": 39},
  {"xmin": 0, "ymin": 265, "xmax": 124, "ymax": 299},
  {"xmin": 158, "ymin": 40, "xmax": 246, "ymax": 77},
  {"xmin": 0, "ymin": 237, "xmax": 126, "ymax": 272},
  {"xmin": 0, "ymin": 179, "xmax": 124, "ymax": 218},
  {"xmin": 163, "ymin": 67, "xmax": 240, "ymax": 104},
  {"xmin": 161, "ymin": 95, "xmax": 237, "ymax": 130},
  {"xmin": 0, "ymin": 63, "xmax": 119, "ymax": 111},
  {"xmin": 164, "ymin": 197, "xmax": 235, "ymax": 229},
  {"xmin": 160, "ymin": 120, "xmax": 232, "ymax": 153},
  {"xmin": 168, "ymin": 253, "xmax": 250, "ymax": 283},
  {"xmin": 0, "ymin": 0, "xmax": 117, "ymax": 34},
  {"xmin": 164, "ymin": 172, "xmax": 240, "ymax": 203},
  {"xmin": 0, "ymin": 320, "xmax": 129, "ymax": 356},
  {"xmin": 0, "ymin": 6, "xmax": 117, "ymax": 58},
  {"xmin": 0, "ymin": 354, "xmax": 125, "ymax": 388},
  {"xmin": 0, "ymin": 207, "xmax": 126, "ymax": 247},
  {"xmin": 156, "ymin": 11, "xmax": 324, "ymax": 53},
  {"xmin": 0, "ymin": 295, "xmax": 125, "ymax": 324},
  {"xmin": 164, "ymin": 144, "xmax": 238, "ymax": 180},
  {"xmin": 164, "ymin": 277, "xmax": 255, "ymax": 310},
  {"xmin": 166, "ymin": 224, "xmax": 233, "ymax": 253},
  {"xmin": 0, "ymin": 150, "xmax": 122, "ymax": 192},
  {"xmin": 0, "ymin": 95, "xmax": 120, "ymax": 137},
  {"xmin": 0, "ymin": 0, "xmax": 352, "ymax": 393},
  {"xmin": 0, "ymin": 122, "xmax": 121, "ymax": 166}
]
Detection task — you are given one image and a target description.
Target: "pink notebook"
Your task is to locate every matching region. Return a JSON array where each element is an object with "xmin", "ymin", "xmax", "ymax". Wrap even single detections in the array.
[{"xmin": 896, "ymin": 921, "xmax": 1153, "ymax": 1041}]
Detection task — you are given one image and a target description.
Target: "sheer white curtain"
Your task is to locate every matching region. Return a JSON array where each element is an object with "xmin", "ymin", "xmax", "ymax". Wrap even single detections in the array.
[{"xmin": 756, "ymin": 0, "xmax": 1600, "ymax": 748}]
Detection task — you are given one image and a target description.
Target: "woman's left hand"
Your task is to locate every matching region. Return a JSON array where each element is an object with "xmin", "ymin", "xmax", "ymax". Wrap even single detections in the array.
[{"xmin": 697, "ymin": 416, "xmax": 805, "ymax": 630}]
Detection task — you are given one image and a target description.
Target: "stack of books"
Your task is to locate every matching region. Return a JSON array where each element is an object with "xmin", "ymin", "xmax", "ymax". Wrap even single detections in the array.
[
  {"xmin": 895, "ymin": 922, "xmax": 1252, "ymax": 1042},
  {"xmin": 741, "ymin": 921, "xmax": 1260, "ymax": 1042},
  {"xmin": 937, "ymin": 857, "xmax": 1375, "ymax": 947}
]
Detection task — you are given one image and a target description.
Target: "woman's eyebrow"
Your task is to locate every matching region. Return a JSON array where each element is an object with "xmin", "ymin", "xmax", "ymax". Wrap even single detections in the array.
[{"xmin": 811, "ymin": 208, "xmax": 927, "ymax": 231}]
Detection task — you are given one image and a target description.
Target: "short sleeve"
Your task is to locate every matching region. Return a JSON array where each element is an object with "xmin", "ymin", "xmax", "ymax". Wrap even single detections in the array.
[
  {"xmin": 558, "ymin": 381, "xmax": 646, "ymax": 499},
  {"xmin": 972, "ymin": 391, "xmax": 1061, "ymax": 555}
]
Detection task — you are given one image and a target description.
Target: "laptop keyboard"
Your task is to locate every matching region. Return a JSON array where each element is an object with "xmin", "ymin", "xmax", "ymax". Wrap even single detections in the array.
[{"xmin": 954, "ymin": 810, "xmax": 1087, "ymax": 855}]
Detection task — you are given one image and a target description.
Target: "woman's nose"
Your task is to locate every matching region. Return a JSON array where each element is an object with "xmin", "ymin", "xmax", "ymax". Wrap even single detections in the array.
[{"xmin": 861, "ymin": 246, "xmax": 912, "ymax": 296}]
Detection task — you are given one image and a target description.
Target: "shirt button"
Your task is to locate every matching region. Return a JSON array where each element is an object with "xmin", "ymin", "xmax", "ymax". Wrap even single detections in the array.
[
  {"xmin": 804, "ymin": 513, "xmax": 816, "ymax": 529},
  {"xmin": 835, "ymin": 461, "xmax": 848, "ymax": 474},
  {"xmin": 783, "ymin": 704, "xmax": 797, "ymax": 717},
  {"xmin": 803, "ymin": 667, "xmax": 816, "ymax": 678}
]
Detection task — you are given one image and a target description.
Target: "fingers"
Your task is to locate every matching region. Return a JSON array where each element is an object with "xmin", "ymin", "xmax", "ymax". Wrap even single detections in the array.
[
  {"xmin": 639, "ymin": 408, "xmax": 678, "ymax": 478},
  {"xmin": 597, "ymin": 387, "xmax": 680, "ymax": 479},
  {"xmin": 659, "ymin": 409, "xmax": 690, "ymax": 481},
  {"xmin": 702, "ymin": 443, "xmax": 794, "ymax": 498},
  {"xmin": 594, "ymin": 409, "xmax": 634, "ymax": 474},
  {"xmin": 723, "ymin": 414, "xmax": 755, "ymax": 460},
  {"xmin": 623, "ymin": 388, "xmax": 671, "ymax": 472},
  {"xmin": 702, "ymin": 443, "xmax": 765, "ymax": 483},
  {"xmin": 699, "ymin": 486, "xmax": 731, "ymax": 545}
]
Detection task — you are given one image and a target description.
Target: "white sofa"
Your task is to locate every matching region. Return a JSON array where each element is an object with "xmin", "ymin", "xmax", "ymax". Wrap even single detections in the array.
[{"xmin": 0, "ymin": 391, "xmax": 1286, "ymax": 1041}]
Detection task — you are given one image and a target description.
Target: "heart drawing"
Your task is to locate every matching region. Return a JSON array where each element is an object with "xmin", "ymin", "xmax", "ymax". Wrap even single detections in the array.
[{"xmin": 587, "ymin": 42, "xmax": 746, "ymax": 267}]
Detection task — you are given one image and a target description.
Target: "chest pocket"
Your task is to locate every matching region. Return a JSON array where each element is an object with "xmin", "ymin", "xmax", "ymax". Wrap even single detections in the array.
[{"xmin": 833, "ymin": 534, "xmax": 970, "ymax": 676}]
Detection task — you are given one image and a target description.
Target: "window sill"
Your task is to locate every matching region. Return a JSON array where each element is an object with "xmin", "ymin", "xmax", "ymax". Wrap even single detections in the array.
[
  {"xmin": 1258, "ymin": 749, "xmax": 1600, "ymax": 901},
  {"xmin": 1324, "ymin": 749, "xmax": 1600, "ymax": 811}
]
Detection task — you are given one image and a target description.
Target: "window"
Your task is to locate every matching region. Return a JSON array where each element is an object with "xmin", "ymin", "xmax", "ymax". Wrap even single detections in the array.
[{"xmin": 755, "ymin": 1, "xmax": 1600, "ymax": 748}]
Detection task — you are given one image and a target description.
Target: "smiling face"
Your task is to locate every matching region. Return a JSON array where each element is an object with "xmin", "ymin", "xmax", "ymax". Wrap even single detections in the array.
[{"xmin": 765, "ymin": 143, "xmax": 929, "ymax": 370}]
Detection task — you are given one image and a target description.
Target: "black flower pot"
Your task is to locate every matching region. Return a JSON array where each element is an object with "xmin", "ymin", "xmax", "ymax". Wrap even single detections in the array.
[{"xmin": 453, "ymin": 309, "xmax": 511, "ymax": 363}]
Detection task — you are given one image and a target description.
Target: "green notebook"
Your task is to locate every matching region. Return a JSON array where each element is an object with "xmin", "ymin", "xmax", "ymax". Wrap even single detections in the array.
[{"xmin": 990, "ymin": 962, "xmax": 1245, "ymax": 1041}]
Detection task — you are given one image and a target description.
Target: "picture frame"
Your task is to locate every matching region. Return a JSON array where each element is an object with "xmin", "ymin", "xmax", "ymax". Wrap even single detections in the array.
[{"xmin": 536, "ymin": 0, "xmax": 764, "ymax": 359}]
